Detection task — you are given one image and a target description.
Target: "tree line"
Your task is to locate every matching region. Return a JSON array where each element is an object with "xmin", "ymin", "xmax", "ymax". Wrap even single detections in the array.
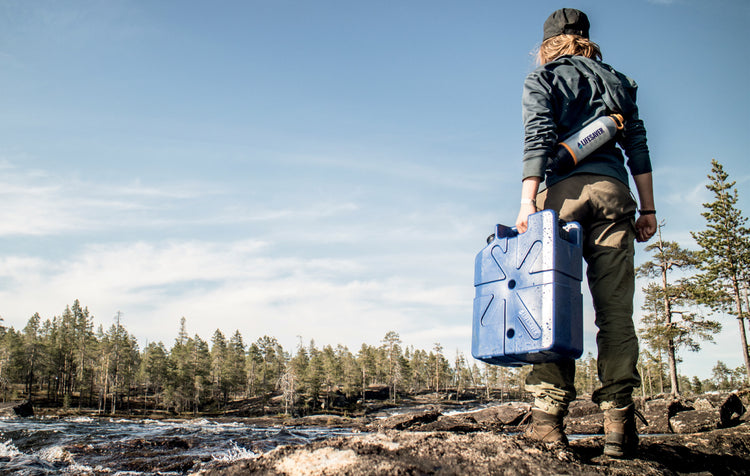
[
  {"xmin": 0, "ymin": 159, "xmax": 748, "ymax": 414},
  {"xmin": 0, "ymin": 305, "xmax": 745, "ymax": 417},
  {"xmin": 0, "ymin": 309, "xmax": 524, "ymax": 415},
  {"xmin": 0, "ymin": 301, "xmax": 743, "ymax": 417}
]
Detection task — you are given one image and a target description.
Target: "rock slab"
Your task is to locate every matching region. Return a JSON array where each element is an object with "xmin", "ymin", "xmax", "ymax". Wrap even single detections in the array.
[
  {"xmin": 193, "ymin": 423, "xmax": 750, "ymax": 476},
  {"xmin": 13, "ymin": 401, "xmax": 34, "ymax": 418}
]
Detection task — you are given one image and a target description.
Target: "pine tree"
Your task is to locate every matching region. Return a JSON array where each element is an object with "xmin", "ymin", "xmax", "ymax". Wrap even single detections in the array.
[
  {"xmin": 121, "ymin": 332, "xmax": 141, "ymax": 413},
  {"xmin": 99, "ymin": 312, "xmax": 140, "ymax": 414},
  {"xmin": 712, "ymin": 360, "xmax": 732, "ymax": 390},
  {"xmin": 289, "ymin": 340, "xmax": 309, "ymax": 399},
  {"xmin": 255, "ymin": 335, "xmax": 285, "ymax": 394},
  {"xmin": 227, "ymin": 330, "xmax": 247, "ymax": 400},
  {"xmin": 190, "ymin": 335, "xmax": 212, "ymax": 414},
  {"xmin": 690, "ymin": 376, "xmax": 703, "ymax": 394},
  {"xmin": 319, "ymin": 345, "xmax": 339, "ymax": 409},
  {"xmin": 22, "ymin": 313, "xmax": 42, "ymax": 399},
  {"xmin": 141, "ymin": 341, "xmax": 169, "ymax": 405},
  {"xmin": 337, "ymin": 344, "xmax": 360, "ymax": 399},
  {"xmin": 398, "ymin": 351, "xmax": 412, "ymax": 395},
  {"xmin": 246, "ymin": 342, "xmax": 263, "ymax": 397},
  {"xmin": 482, "ymin": 362, "xmax": 498, "ymax": 400},
  {"xmin": 356, "ymin": 343, "xmax": 377, "ymax": 402},
  {"xmin": 691, "ymin": 159, "xmax": 750, "ymax": 382},
  {"xmin": 430, "ymin": 343, "xmax": 448, "ymax": 394},
  {"xmin": 0, "ymin": 328, "xmax": 24, "ymax": 400},
  {"xmin": 574, "ymin": 352, "xmax": 597, "ymax": 395},
  {"xmin": 210, "ymin": 329, "xmax": 229, "ymax": 404},
  {"xmin": 451, "ymin": 351, "xmax": 470, "ymax": 397},
  {"xmin": 305, "ymin": 340, "xmax": 323, "ymax": 409},
  {"xmin": 71, "ymin": 300, "xmax": 97, "ymax": 407},
  {"xmin": 409, "ymin": 348, "xmax": 430, "ymax": 392},
  {"xmin": 51, "ymin": 306, "xmax": 77, "ymax": 405},
  {"xmin": 168, "ymin": 319, "xmax": 195, "ymax": 413},
  {"xmin": 381, "ymin": 331, "xmax": 402, "ymax": 402},
  {"xmin": 177, "ymin": 317, "xmax": 189, "ymax": 346},
  {"xmin": 638, "ymin": 283, "xmax": 670, "ymax": 395},
  {"xmin": 637, "ymin": 225, "xmax": 721, "ymax": 395}
]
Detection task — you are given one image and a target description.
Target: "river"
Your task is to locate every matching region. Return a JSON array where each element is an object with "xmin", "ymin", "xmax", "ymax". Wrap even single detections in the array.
[{"xmin": 0, "ymin": 416, "xmax": 357, "ymax": 475}]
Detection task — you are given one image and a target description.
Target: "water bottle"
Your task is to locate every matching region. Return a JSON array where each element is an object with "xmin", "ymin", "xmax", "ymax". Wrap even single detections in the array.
[{"xmin": 547, "ymin": 114, "xmax": 624, "ymax": 175}]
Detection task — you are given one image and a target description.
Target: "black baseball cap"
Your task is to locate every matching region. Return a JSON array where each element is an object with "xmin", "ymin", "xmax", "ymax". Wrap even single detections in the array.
[{"xmin": 543, "ymin": 8, "xmax": 590, "ymax": 42}]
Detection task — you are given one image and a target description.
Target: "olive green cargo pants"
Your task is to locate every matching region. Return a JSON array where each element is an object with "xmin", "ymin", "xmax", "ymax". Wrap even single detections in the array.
[{"xmin": 525, "ymin": 174, "xmax": 642, "ymax": 414}]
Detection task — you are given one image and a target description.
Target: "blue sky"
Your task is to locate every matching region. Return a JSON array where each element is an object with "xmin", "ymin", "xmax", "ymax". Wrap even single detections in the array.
[{"xmin": 0, "ymin": 0, "xmax": 748, "ymax": 381}]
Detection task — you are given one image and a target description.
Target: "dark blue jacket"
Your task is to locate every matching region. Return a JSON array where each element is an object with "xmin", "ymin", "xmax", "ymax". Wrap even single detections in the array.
[{"xmin": 522, "ymin": 55, "xmax": 652, "ymax": 190}]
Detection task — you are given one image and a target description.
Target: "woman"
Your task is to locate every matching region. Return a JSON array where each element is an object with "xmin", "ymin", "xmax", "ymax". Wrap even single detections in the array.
[{"xmin": 516, "ymin": 8, "xmax": 657, "ymax": 458}]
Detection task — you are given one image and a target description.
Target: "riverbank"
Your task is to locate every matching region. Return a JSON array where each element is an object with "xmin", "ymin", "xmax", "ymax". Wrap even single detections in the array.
[
  {"xmin": 191, "ymin": 391, "xmax": 750, "ymax": 475},
  {"xmin": 2, "ymin": 390, "xmax": 749, "ymax": 475},
  {"xmin": 0, "ymin": 387, "xmax": 502, "ymax": 425}
]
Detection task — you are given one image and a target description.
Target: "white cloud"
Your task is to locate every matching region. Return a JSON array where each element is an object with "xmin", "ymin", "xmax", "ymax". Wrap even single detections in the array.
[
  {"xmin": 0, "ymin": 162, "xmax": 364, "ymax": 237},
  {"xmin": 0, "ymin": 165, "xmax": 217, "ymax": 236},
  {"xmin": 0, "ymin": 235, "xmax": 474, "ymax": 354},
  {"xmin": 0, "ymin": 159, "xmax": 485, "ymax": 356}
]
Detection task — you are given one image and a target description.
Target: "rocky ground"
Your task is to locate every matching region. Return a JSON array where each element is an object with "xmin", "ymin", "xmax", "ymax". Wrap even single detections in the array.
[
  {"xmin": 4, "ymin": 390, "xmax": 749, "ymax": 475},
  {"xmin": 193, "ymin": 391, "xmax": 750, "ymax": 476},
  {"xmin": 194, "ymin": 425, "xmax": 750, "ymax": 475}
]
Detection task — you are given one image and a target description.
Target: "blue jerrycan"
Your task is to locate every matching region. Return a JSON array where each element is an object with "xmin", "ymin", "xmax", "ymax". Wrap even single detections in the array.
[{"xmin": 472, "ymin": 209, "xmax": 583, "ymax": 366}]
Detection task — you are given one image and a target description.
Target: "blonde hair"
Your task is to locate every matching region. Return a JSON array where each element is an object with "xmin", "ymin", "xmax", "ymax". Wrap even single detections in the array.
[{"xmin": 538, "ymin": 34, "xmax": 602, "ymax": 65}]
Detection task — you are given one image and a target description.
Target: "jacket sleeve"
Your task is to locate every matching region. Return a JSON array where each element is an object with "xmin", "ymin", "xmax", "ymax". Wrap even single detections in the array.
[
  {"xmin": 613, "ymin": 73, "xmax": 652, "ymax": 176},
  {"xmin": 521, "ymin": 72, "xmax": 556, "ymax": 181},
  {"xmin": 619, "ymin": 107, "xmax": 652, "ymax": 176}
]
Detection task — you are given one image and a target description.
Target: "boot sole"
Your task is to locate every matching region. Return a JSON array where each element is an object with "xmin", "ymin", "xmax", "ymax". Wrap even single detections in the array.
[{"xmin": 603, "ymin": 443, "xmax": 636, "ymax": 459}]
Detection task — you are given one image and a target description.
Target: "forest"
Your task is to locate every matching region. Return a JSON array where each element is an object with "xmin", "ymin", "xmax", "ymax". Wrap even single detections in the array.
[{"xmin": 0, "ymin": 159, "xmax": 748, "ymax": 416}]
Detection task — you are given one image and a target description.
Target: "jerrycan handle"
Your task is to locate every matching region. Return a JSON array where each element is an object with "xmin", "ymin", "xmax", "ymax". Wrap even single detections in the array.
[
  {"xmin": 496, "ymin": 224, "xmax": 518, "ymax": 239},
  {"xmin": 559, "ymin": 220, "xmax": 582, "ymax": 246},
  {"xmin": 486, "ymin": 224, "xmax": 518, "ymax": 244},
  {"xmin": 485, "ymin": 212, "xmax": 581, "ymax": 246}
]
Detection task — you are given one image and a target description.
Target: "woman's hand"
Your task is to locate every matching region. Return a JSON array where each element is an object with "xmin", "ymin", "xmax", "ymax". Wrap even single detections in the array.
[
  {"xmin": 516, "ymin": 177, "xmax": 541, "ymax": 233},
  {"xmin": 515, "ymin": 202, "xmax": 537, "ymax": 233},
  {"xmin": 635, "ymin": 214, "xmax": 657, "ymax": 242}
]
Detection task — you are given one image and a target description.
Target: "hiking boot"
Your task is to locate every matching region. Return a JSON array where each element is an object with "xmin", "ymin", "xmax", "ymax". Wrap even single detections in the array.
[
  {"xmin": 525, "ymin": 408, "xmax": 568, "ymax": 445},
  {"xmin": 603, "ymin": 403, "xmax": 640, "ymax": 458}
]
